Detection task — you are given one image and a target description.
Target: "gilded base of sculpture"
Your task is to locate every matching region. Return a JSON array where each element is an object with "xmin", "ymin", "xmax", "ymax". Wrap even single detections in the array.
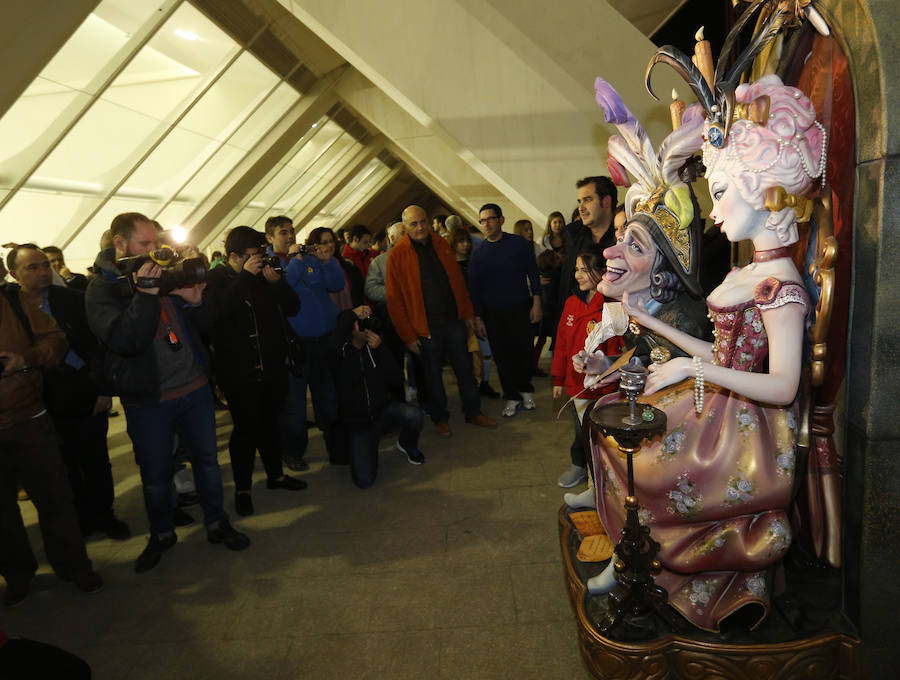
[{"xmin": 559, "ymin": 505, "xmax": 860, "ymax": 679}]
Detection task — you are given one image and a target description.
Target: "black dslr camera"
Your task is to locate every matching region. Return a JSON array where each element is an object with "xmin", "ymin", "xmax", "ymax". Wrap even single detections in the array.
[
  {"xmin": 357, "ymin": 315, "xmax": 382, "ymax": 333},
  {"xmin": 259, "ymin": 253, "xmax": 282, "ymax": 270},
  {"xmin": 116, "ymin": 245, "xmax": 206, "ymax": 295}
]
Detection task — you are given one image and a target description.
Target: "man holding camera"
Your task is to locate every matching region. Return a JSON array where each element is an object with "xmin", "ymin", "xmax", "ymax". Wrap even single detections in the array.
[
  {"xmin": 86, "ymin": 213, "xmax": 249, "ymax": 573},
  {"xmin": 204, "ymin": 227, "xmax": 306, "ymax": 516},
  {"xmin": 331, "ymin": 309, "xmax": 424, "ymax": 488}
]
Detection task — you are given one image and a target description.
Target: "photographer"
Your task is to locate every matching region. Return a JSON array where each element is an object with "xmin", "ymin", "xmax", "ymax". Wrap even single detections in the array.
[
  {"xmin": 86, "ymin": 213, "xmax": 249, "ymax": 574},
  {"xmin": 204, "ymin": 227, "xmax": 306, "ymax": 517},
  {"xmin": 331, "ymin": 309, "xmax": 424, "ymax": 489}
]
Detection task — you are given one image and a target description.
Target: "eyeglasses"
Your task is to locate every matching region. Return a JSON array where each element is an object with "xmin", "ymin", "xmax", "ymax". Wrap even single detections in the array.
[{"xmin": 478, "ymin": 216, "xmax": 499, "ymax": 226}]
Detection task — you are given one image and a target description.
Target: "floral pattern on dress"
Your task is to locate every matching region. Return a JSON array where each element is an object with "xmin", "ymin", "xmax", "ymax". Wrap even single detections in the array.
[
  {"xmin": 745, "ymin": 574, "xmax": 767, "ymax": 598},
  {"xmin": 723, "ymin": 473, "xmax": 755, "ymax": 505},
  {"xmin": 766, "ymin": 518, "xmax": 791, "ymax": 558},
  {"xmin": 603, "ymin": 464, "xmax": 622, "ymax": 499},
  {"xmin": 695, "ymin": 528, "xmax": 730, "ymax": 556},
  {"xmin": 688, "ymin": 579, "xmax": 716, "ymax": 616},
  {"xmin": 659, "ymin": 424, "xmax": 687, "ymax": 462},
  {"xmin": 775, "ymin": 445, "xmax": 796, "ymax": 475},
  {"xmin": 666, "ymin": 473, "xmax": 703, "ymax": 518},
  {"xmin": 737, "ymin": 407, "xmax": 759, "ymax": 435},
  {"xmin": 638, "ymin": 507, "xmax": 655, "ymax": 525}
]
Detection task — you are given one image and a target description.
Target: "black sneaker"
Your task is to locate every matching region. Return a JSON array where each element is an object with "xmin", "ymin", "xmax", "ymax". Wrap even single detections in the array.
[
  {"xmin": 173, "ymin": 507, "xmax": 195, "ymax": 526},
  {"xmin": 135, "ymin": 533, "xmax": 177, "ymax": 573},
  {"xmin": 101, "ymin": 515, "xmax": 131, "ymax": 541},
  {"xmin": 67, "ymin": 570, "xmax": 104, "ymax": 594},
  {"xmin": 266, "ymin": 475, "xmax": 308, "ymax": 490},
  {"xmin": 207, "ymin": 519, "xmax": 250, "ymax": 551},
  {"xmin": 283, "ymin": 455, "xmax": 310, "ymax": 472},
  {"xmin": 235, "ymin": 492, "xmax": 254, "ymax": 517},
  {"xmin": 479, "ymin": 381, "xmax": 500, "ymax": 398},
  {"xmin": 396, "ymin": 442, "xmax": 425, "ymax": 465}
]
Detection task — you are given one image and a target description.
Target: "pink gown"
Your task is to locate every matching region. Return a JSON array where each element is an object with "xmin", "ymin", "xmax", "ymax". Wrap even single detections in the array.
[{"xmin": 590, "ymin": 277, "xmax": 809, "ymax": 631}]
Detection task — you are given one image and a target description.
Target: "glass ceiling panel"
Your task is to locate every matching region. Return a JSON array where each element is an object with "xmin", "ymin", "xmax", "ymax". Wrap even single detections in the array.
[
  {"xmin": 319, "ymin": 159, "xmax": 389, "ymax": 223},
  {"xmin": 287, "ymin": 138, "xmax": 364, "ymax": 216},
  {"xmin": 228, "ymin": 82, "xmax": 299, "ymax": 151},
  {"xmin": 0, "ymin": 190, "xmax": 102, "ymax": 254}
]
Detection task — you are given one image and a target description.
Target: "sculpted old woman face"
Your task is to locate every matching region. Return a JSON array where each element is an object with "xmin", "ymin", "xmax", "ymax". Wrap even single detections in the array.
[{"xmin": 598, "ymin": 221, "xmax": 656, "ymax": 301}]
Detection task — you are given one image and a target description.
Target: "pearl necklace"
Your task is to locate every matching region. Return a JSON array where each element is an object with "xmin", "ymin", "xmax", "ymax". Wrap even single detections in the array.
[{"xmin": 693, "ymin": 356, "xmax": 704, "ymax": 414}]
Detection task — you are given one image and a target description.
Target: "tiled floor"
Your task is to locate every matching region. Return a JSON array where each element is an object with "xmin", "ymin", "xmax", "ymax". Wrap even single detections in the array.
[{"xmin": 4, "ymin": 363, "xmax": 594, "ymax": 679}]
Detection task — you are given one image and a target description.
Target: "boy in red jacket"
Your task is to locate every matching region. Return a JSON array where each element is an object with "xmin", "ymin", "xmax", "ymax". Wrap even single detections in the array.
[{"xmin": 552, "ymin": 248, "xmax": 625, "ymax": 488}]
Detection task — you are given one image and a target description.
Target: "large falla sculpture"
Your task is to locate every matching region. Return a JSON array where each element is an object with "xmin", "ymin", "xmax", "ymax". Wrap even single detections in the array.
[{"xmin": 559, "ymin": 1, "xmax": 861, "ymax": 676}]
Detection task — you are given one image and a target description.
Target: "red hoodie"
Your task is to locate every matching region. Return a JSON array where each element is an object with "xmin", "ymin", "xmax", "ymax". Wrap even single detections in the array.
[
  {"xmin": 341, "ymin": 243, "xmax": 375, "ymax": 280},
  {"xmin": 552, "ymin": 291, "xmax": 624, "ymax": 399}
]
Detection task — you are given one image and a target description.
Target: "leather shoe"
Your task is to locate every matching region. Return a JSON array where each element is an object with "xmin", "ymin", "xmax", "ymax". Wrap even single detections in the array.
[
  {"xmin": 479, "ymin": 381, "xmax": 500, "ymax": 398},
  {"xmin": 101, "ymin": 515, "xmax": 131, "ymax": 541},
  {"xmin": 235, "ymin": 492, "xmax": 254, "ymax": 517},
  {"xmin": 135, "ymin": 533, "xmax": 177, "ymax": 573},
  {"xmin": 3, "ymin": 574, "xmax": 32, "ymax": 608},
  {"xmin": 173, "ymin": 507, "xmax": 195, "ymax": 526},
  {"xmin": 207, "ymin": 519, "xmax": 250, "ymax": 551},
  {"xmin": 66, "ymin": 570, "xmax": 104, "ymax": 594},
  {"xmin": 466, "ymin": 414, "xmax": 498, "ymax": 429},
  {"xmin": 434, "ymin": 421, "xmax": 452, "ymax": 438},
  {"xmin": 266, "ymin": 475, "xmax": 308, "ymax": 490}
]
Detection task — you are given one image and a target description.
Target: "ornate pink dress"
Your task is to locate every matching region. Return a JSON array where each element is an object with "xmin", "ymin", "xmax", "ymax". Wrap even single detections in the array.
[{"xmin": 590, "ymin": 277, "xmax": 809, "ymax": 631}]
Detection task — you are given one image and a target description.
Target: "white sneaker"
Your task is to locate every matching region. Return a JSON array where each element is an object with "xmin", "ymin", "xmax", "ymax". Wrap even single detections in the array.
[
  {"xmin": 501, "ymin": 400, "xmax": 520, "ymax": 417},
  {"xmin": 557, "ymin": 464, "xmax": 588, "ymax": 488},
  {"xmin": 520, "ymin": 392, "xmax": 536, "ymax": 410}
]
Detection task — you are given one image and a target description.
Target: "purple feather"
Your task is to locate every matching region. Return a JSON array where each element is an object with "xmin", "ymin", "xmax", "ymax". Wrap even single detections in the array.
[{"xmin": 594, "ymin": 77, "xmax": 634, "ymax": 125}]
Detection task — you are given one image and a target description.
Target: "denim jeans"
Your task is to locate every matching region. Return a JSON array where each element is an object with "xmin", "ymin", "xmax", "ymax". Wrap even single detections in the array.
[
  {"xmin": 348, "ymin": 401, "xmax": 424, "ymax": 488},
  {"xmin": 124, "ymin": 385, "xmax": 225, "ymax": 534},
  {"xmin": 279, "ymin": 335, "xmax": 339, "ymax": 460},
  {"xmin": 418, "ymin": 320, "xmax": 481, "ymax": 423}
]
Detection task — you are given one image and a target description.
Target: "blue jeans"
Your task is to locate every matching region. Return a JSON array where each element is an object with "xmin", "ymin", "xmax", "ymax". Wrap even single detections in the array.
[
  {"xmin": 348, "ymin": 401, "xmax": 424, "ymax": 488},
  {"xmin": 280, "ymin": 336, "xmax": 339, "ymax": 459},
  {"xmin": 124, "ymin": 386, "xmax": 225, "ymax": 534},
  {"xmin": 418, "ymin": 320, "xmax": 481, "ymax": 423}
]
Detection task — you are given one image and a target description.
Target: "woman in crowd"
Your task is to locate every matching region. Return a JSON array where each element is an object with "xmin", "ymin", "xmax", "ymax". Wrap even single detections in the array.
[
  {"xmin": 541, "ymin": 211, "xmax": 567, "ymax": 254},
  {"xmin": 512, "ymin": 219, "xmax": 543, "ymax": 260},
  {"xmin": 307, "ymin": 227, "xmax": 363, "ymax": 310}
]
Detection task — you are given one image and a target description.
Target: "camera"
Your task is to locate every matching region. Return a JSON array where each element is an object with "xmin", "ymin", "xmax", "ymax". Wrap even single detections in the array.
[
  {"xmin": 259, "ymin": 254, "xmax": 282, "ymax": 270},
  {"xmin": 357, "ymin": 315, "xmax": 382, "ymax": 333},
  {"xmin": 116, "ymin": 245, "xmax": 206, "ymax": 294}
]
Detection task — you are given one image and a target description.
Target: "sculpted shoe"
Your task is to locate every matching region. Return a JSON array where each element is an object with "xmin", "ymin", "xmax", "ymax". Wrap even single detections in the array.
[
  {"xmin": 135, "ymin": 533, "xmax": 177, "ymax": 573},
  {"xmin": 466, "ymin": 414, "xmax": 498, "ymax": 429},
  {"xmin": 434, "ymin": 422, "xmax": 452, "ymax": 438},
  {"xmin": 397, "ymin": 442, "xmax": 425, "ymax": 465},
  {"xmin": 207, "ymin": 519, "xmax": 250, "ymax": 551},
  {"xmin": 520, "ymin": 393, "xmax": 536, "ymax": 410},
  {"xmin": 557, "ymin": 464, "xmax": 588, "ymax": 488},
  {"xmin": 266, "ymin": 475, "xmax": 308, "ymax": 490},
  {"xmin": 501, "ymin": 400, "xmax": 520, "ymax": 417},
  {"xmin": 235, "ymin": 492, "xmax": 254, "ymax": 517}
]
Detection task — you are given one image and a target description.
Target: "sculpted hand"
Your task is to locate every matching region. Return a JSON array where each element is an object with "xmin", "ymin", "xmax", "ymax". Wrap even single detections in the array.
[
  {"xmin": 573, "ymin": 349, "xmax": 608, "ymax": 375},
  {"xmin": 644, "ymin": 356, "xmax": 693, "ymax": 395},
  {"xmin": 622, "ymin": 291, "xmax": 653, "ymax": 327}
]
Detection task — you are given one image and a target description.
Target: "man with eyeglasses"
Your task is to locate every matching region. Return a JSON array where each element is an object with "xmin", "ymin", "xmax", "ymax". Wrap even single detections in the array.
[
  {"xmin": 386, "ymin": 205, "xmax": 497, "ymax": 438},
  {"xmin": 469, "ymin": 204, "xmax": 542, "ymax": 418}
]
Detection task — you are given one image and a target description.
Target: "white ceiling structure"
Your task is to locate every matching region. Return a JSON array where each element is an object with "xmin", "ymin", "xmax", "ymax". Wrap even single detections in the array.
[{"xmin": 0, "ymin": 0, "xmax": 686, "ymax": 272}]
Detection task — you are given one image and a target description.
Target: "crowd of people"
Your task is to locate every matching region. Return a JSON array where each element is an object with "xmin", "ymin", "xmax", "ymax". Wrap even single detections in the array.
[{"xmin": 0, "ymin": 175, "xmax": 628, "ymax": 609}]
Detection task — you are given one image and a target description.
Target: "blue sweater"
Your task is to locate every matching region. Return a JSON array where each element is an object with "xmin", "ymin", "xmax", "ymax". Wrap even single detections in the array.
[
  {"xmin": 468, "ymin": 232, "xmax": 541, "ymax": 316},
  {"xmin": 272, "ymin": 250, "xmax": 346, "ymax": 338}
]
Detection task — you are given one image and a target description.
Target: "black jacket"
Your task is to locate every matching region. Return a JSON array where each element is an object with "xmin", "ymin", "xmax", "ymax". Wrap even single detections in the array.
[
  {"xmin": 330, "ymin": 310, "xmax": 401, "ymax": 424},
  {"xmin": 85, "ymin": 247, "xmax": 214, "ymax": 403},
  {"xmin": 203, "ymin": 263, "xmax": 300, "ymax": 392},
  {"xmin": 557, "ymin": 220, "xmax": 616, "ymax": 311}
]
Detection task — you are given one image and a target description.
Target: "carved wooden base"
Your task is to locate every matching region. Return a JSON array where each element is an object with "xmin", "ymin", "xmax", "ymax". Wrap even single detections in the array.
[{"xmin": 559, "ymin": 505, "xmax": 861, "ymax": 680}]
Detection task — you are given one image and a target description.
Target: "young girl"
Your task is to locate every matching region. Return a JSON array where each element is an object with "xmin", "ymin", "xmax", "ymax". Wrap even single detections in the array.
[{"xmin": 551, "ymin": 248, "xmax": 623, "ymax": 488}]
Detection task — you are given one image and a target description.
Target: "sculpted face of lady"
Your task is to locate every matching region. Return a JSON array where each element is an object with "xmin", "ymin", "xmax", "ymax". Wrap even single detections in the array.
[
  {"xmin": 598, "ymin": 221, "xmax": 656, "ymax": 300},
  {"xmin": 707, "ymin": 167, "xmax": 768, "ymax": 244}
]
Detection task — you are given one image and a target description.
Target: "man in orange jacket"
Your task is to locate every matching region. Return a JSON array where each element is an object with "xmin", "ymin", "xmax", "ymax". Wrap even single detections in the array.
[{"xmin": 385, "ymin": 205, "xmax": 497, "ymax": 438}]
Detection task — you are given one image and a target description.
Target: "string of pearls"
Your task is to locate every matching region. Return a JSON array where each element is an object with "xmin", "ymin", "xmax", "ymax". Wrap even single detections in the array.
[
  {"xmin": 693, "ymin": 355, "xmax": 704, "ymax": 414},
  {"xmin": 703, "ymin": 105, "xmax": 828, "ymax": 189}
]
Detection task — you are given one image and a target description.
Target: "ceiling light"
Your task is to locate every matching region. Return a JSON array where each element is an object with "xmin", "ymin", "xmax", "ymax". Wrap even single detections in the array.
[
  {"xmin": 174, "ymin": 28, "xmax": 199, "ymax": 41},
  {"xmin": 311, "ymin": 123, "xmax": 318, "ymax": 128},
  {"xmin": 170, "ymin": 226, "xmax": 188, "ymax": 243}
]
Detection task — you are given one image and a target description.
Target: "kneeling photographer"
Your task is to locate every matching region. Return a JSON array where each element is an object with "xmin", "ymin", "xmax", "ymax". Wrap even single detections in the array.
[
  {"xmin": 204, "ymin": 227, "xmax": 306, "ymax": 517},
  {"xmin": 86, "ymin": 213, "xmax": 249, "ymax": 574},
  {"xmin": 331, "ymin": 308, "xmax": 425, "ymax": 489}
]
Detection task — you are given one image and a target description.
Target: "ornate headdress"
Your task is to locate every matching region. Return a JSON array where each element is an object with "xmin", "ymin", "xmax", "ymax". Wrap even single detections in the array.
[{"xmin": 595, "ymin": 77, "xmax": 705, "ymax": 297}]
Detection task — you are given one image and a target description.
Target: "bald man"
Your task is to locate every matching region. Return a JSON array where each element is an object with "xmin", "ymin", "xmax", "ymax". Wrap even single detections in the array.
[{"xmin": 385, "ymin": 206, "xmax": 496, "ymax": 437}]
